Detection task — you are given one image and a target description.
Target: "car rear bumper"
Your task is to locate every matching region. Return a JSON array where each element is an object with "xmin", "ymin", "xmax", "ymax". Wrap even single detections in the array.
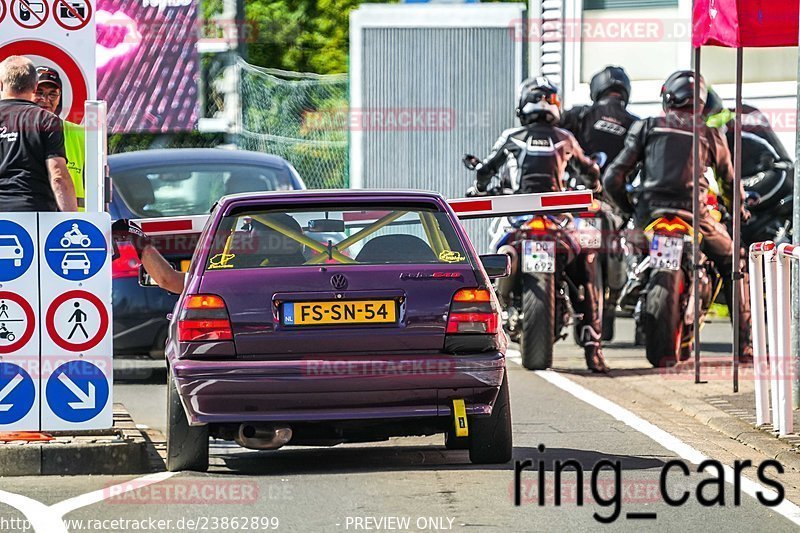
[{"xmin": 171, "ymin": 352, "xmax": 506, "ymax": 425}]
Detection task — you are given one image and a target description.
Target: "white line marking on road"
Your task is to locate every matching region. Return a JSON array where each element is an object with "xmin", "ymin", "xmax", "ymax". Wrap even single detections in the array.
[
  {"xmin": 508, "ymin": 351, "xmax": 800, "ymax": 526},
  {"xmin": 0, "ymin": 471, "xmax": 177, "ymax": 533}
]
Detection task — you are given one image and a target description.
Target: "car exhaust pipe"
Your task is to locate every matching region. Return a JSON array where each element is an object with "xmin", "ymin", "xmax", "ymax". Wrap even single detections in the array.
[{"xmin": 235, "ymin": 424, "xmax": 292, "ymax": 450}]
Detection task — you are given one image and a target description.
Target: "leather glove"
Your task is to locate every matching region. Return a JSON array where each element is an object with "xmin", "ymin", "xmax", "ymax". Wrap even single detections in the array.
[
  {"xmin": 112, "ymin": 219, "xmax": 152, "ymax": 256},
  {"xmin": 466, "ymin": 182, "xmax": 488, "ymax": 197}
]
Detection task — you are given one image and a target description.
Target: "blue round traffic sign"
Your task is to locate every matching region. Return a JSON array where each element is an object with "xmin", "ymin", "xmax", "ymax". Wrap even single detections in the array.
[
  {"xmin": 44, "ymin": 220, "xmax": 107, "ymax": 281},
  {"xmin": 0, "ymin": 220, "xmax": 34, "ymax": 282},
  {"xmin": 46, "ymin": 360, "xmax": 109, "ymax": 423},
  {"xmin": 0, "ymin": 362, "xmax": 35, "ymax": 425}
]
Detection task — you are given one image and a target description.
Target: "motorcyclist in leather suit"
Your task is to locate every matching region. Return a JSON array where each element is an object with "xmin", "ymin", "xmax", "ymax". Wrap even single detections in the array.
[
  {"xmin": 470, "ymin": 76, "xmax": 609, "ymax": 372},
  {"xmin": 603, "ymin": 70, "xmax": 753, "ymax": 359},
  {"xmin": 705, "ymin": 89, "xmax": 794, "ymax": 242},
  {"xmin": 560, "ymin": 66, "xmax": 639, "ymax": 173}
]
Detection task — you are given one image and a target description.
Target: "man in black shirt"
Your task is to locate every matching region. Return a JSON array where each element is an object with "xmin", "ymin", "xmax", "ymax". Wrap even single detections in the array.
[{"xmin": 0, "ymin": 56, "xmax": 77, "ymax": 212}]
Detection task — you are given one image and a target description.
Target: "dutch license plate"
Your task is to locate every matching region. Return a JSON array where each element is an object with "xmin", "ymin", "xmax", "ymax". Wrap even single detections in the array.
[
  {"xmin": 522, "ymin": 240, "xmax": 556, "ymax": 273},
  {"xmin": 283, "ymin": 300, "xmax": 397, "ymax": 326},
  {"xmin": 575, "ymin": 217, "xmax": 603, "ymax": 249},
  {"xmin": 650, "ymin": 235, "xmax": 684, "ymax": 271}
]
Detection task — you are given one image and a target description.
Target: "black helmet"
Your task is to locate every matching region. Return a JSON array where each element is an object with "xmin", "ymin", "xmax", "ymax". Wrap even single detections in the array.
[
  {"xmin": 516, "ymin": 76, "xmax": 561, "ymax": 125},
  {"xmin": 590, "ymin": 66, "xmax": 631, "ymax": 104},
  {"xmin": 661, "ymin": 70, "xmax": 707, "ymax": 112},
  {"xmin": 703, "ymin": 87, "xmax": 724, "ymax": 117}
]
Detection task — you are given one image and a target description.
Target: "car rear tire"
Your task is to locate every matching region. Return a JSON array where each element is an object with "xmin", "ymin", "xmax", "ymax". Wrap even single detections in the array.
[
  {"xmin": 166, "ymin": 369, "xmax": 208, "ymax": 472},
  {"xmin": 520, "ymin": 273, "xmax": 554, "ymax": 370},
  {"xmin": 644, "ymin": 270, "xmax": 684, "ymax": 368},
  {"xmin": 468, "ymin": 371, "xmax": 512, "ymax": 464}
]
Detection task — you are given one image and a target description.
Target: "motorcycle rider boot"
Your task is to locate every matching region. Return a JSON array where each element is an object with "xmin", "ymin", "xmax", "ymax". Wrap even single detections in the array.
[
  {"xmin": 584, "ymin": 342, "xmax": 609, "ymax": 374},
  {"xmin": 581, "ymin": 326, "xmax": 609, "ymax": 373}
]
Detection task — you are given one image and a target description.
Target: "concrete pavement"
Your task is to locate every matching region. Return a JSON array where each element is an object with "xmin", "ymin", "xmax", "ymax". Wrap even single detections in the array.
[{"xmin": 0, "ymin": 318, "xmax": 797, "ymax": 531}]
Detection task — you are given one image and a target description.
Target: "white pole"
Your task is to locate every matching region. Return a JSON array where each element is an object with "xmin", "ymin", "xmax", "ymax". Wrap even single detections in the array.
[
  {"xmin": 748, "ymin": 244, "xmax": 771, "ymax": 426},
  {"xmin": 777, "ymin": 244, "xmax": 794, "ymax": 436},
  {"xmin": 83, "ymin": 101, "xmax": 108, "ymax": 213},
  {"xmin": 764, "ymin": 248, "xmax": 781, "ymax": 431}
]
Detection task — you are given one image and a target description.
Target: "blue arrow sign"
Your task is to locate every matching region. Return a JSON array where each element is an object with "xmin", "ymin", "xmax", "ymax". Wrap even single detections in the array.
[
  {"xmin": 44, "ymin": 219, "xmax": 107, "ymax": 281},
  {"xmin": 46, "ymin": 360, "xmax": 109, "ymax": 423},
  {"xmin": 0, "ymin": 220, "xmax": 34, "ymax": 283},
  {"xmin": 0, "ymin": 362, "xmax": 35, "ymax": 425}
]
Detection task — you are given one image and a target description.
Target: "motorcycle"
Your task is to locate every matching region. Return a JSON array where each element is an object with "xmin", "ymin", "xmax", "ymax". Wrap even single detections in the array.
[
  {"xmin": 619, "ymin": 210, "xmax": 721, "ymax": 366},
  {"xmin": 462, "ymin": 155, "xmax": 602, "ymax": 370}
]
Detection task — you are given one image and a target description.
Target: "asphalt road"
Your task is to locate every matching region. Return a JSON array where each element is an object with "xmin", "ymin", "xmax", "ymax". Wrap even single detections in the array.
[{"xmin": 0, "ymin": 319, "xmax": 797, "ymax": 532}]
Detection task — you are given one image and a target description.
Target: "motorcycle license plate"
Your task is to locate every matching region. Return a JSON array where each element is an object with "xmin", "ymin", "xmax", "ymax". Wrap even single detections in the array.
[
  {"xmin": 649, "ymin": 235, "xmax": 684, "ymax": 271},
  {"xmin": 574, "ymin": 217, "xmax": 602, "ymax": 249},
  {"xmin": 522, "ymin": 240, "xmax": 556, "ymax": 273}
]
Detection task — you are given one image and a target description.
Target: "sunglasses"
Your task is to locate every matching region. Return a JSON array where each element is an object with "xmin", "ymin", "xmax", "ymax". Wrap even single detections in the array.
[{"xmin": 35, "ymin": 90, "xmax": 61, "ymax": 102}]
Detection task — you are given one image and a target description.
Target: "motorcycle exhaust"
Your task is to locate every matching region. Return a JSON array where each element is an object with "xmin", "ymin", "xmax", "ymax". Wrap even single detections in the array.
[{"xmin": 235, "ymin": 424, "xmax": 292, "ymax": 450}]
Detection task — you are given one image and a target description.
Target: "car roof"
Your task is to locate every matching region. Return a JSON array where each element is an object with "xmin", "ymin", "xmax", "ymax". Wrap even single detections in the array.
[
  {"xmin": 217, "ymin": 189, "xmax": 446, "ymax": 211},
  {"xmin": 108, "ymin": 148, "xmax": 292, "ymax": 171}
]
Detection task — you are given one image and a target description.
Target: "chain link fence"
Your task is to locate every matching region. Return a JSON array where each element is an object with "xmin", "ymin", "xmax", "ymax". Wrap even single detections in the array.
[{"xmin": 237, "ymin": 59, "xmax": 349, "ymax": 189}]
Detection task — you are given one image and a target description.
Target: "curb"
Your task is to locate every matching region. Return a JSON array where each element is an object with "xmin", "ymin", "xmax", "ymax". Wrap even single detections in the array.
[{"xmin": 0, "ymin": 404, "xmax": 153, "ymax": 476}]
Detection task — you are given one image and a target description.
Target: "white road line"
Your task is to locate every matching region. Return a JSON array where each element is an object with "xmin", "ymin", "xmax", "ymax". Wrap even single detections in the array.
[
  {"xmin": 519, "ymin": 359, "xmax": 800, "ymax": 526},
  {"xmin": 0, "ymin": 471, "xmax": 177, "ymax": 533}
]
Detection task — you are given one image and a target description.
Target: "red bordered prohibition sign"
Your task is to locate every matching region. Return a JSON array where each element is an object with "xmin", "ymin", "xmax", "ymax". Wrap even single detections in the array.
[
  {"xmin": 46, "ymin": 290, "xmax": 108, "ymax": 352},
  {"xmin": 0, "ymin": 0, "xmax": 7, "ymax": 25},
  {"xmin": 0, "ymin": 40, "xmax": 88, "ymax": 124},
  {"xmin": 53, "ymin": 0, "xmax": 92, "ymax": 31},
  {"xmin": 10, "ymin": 0, "xmax": 49, "ymax": 29},
  {"xmin": 0, "ymin": 292, "xmax": 36, "ymax": 355}
]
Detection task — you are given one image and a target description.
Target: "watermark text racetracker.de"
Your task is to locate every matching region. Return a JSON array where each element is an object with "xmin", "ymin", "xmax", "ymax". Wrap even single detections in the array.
[{"xmin": 508, "ymin": 18, "xmax": 693, "ymax": 43}]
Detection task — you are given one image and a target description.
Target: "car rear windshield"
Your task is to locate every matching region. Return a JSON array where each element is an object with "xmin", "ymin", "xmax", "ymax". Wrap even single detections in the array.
[
  {"xmin": 113, "ymin": 163, "xmax": 296, "ymax": 218},
  {"xmin": 205, "ymin": 205, "xmax": 469, "ymax": 269},
  {"xmin": 0, "ymin": 237, "xmax": 18, "ymax": 246}
]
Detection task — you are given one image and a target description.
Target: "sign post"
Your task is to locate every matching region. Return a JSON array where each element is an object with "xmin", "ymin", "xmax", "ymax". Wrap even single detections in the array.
[{"xmin": 39, "ymin": 214, "xmax": 112, "ymax": 430}]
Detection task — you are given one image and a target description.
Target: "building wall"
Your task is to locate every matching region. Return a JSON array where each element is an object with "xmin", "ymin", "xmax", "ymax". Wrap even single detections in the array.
[{"xmin": 350, "ymin": 4, "xmax": 527, "ymax": 252}]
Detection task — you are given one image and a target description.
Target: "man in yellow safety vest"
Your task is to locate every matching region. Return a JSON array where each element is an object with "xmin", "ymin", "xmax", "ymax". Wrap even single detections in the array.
[{"xmin": 34, "ymin": 66, "xmax": 85, "ymax": 211}]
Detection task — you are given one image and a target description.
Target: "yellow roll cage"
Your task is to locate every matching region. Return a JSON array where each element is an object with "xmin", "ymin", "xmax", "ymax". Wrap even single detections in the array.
[{"xmin": 218, "ymin": 209, "xmax": 452, "ymax": 267}]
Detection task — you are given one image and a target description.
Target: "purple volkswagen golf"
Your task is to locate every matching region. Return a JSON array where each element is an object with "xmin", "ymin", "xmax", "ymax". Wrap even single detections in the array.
[{"xmin": 165, "ymin": 190, "xmax": 512, "ymax": 471}]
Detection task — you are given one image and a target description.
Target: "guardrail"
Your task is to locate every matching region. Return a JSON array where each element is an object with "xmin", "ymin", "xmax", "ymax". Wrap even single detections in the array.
[{"xmin": 748, "ymin": 241, "xmax": 799, "ymax": 436}]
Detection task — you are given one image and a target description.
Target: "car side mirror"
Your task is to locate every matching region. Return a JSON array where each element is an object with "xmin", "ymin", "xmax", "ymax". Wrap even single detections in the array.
[{"xmin": 480, "ymin": 253, "xmax": 511, "ymax": 279}]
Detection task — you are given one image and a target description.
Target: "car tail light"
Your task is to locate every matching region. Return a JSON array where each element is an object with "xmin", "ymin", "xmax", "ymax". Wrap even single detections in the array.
[
  {"xmin": 178, "ymin": 294, "xmax": 233, "ymax": 342},
  {"xmin": 446, "ymin": 289, "xmax": 499, "ymax": 335},
  {"xmin": 112, "ymin": 242, "xmax": 140, "ymax": 279}
]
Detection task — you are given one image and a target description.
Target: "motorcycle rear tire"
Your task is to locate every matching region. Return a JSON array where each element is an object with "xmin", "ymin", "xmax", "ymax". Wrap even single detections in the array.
[
  {"xmin": 521, "ymin": 272, "xmax": 554, "ymax": 370},
  {"xmin": 644, "ymin": 270, "xmax": 684, "ymax": 368}
]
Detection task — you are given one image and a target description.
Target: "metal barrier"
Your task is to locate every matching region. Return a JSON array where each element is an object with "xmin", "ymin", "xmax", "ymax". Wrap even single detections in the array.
[{"xmin": 748, "ymin": 241, "xmax": 799, "ymax": 436}]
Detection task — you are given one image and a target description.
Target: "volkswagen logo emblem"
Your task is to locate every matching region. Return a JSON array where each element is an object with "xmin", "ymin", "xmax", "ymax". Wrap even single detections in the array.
[{"xmin": 330, "ymin": 273, "xmax": 348, "ymax": 290}]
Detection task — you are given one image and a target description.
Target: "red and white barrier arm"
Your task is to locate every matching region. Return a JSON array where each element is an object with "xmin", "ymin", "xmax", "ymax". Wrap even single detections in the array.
[
  {"xmin": 449, "ymin": 191, "xmax": 594, "ymax": 220},
  {"xmin": 133, "ymin": 191, "xmax": 594, "ymax": 236},
  {"xmin": 136, "ymin": 215, "xmax": 210, "ymax": 236}
]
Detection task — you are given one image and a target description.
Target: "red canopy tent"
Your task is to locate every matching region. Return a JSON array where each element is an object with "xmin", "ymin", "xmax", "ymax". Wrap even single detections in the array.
[
  {"xmin": 693, "ymin": 0, "xmax": 799, "ymax": 48},
  {"xmin": 690, "ymin": 0, "xmax": 799, "ymax": 392}
]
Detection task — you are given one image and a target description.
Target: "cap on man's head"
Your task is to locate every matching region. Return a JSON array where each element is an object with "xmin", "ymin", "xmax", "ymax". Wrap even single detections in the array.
[{"xmin": 36, "ymin": 66, "xmax": 62, "ymax": 89}]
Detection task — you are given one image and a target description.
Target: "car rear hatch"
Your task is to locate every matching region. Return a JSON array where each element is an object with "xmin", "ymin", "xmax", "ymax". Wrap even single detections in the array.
[
  {"xmin": 194, "ymin": 202, "xmax": 481, "ymax": 357},
  {"xmin": 200, "ymin": 264, "xmax": 477, "ymax": 356}
]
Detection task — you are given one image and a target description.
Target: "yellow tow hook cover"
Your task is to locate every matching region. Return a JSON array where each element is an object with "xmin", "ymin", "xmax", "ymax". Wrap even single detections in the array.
[{"xmin": 453, "ymin": 399, "xmax": 469, "ymax": 437}]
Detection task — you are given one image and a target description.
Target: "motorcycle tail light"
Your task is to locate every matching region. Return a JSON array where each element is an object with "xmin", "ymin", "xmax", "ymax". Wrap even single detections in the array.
[
  {"xmin": 446, "ymin": 289, "xmax": 500, "ymax": 334},
  {"xmin": 523, "ymin": 217, "xmax": 552, "ymax": 235},
  {"xmin": 178, "ymin": 294, "xmax": 233, "ymax": 342}
]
